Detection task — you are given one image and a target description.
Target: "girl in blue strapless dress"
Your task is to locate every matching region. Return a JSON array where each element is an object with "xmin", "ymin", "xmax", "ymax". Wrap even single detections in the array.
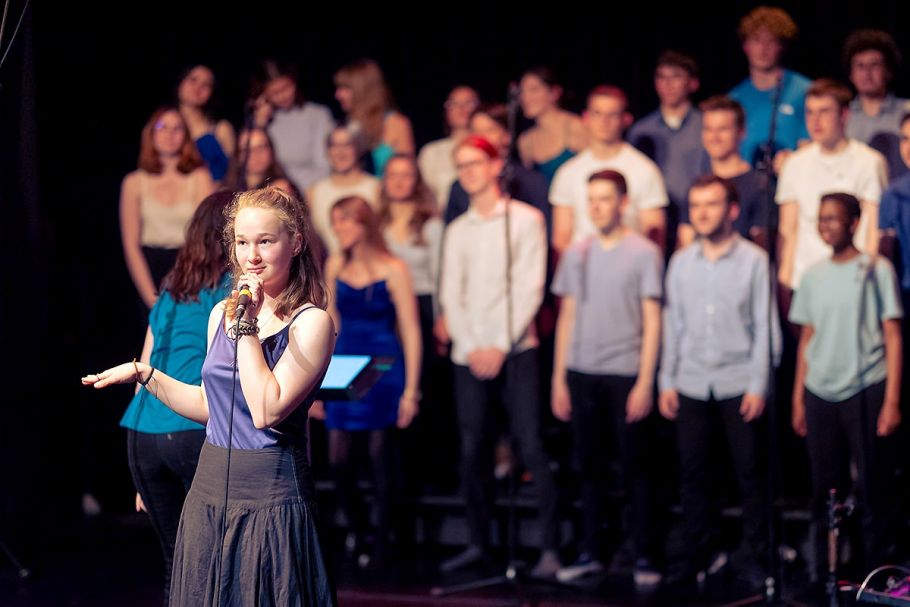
[
  {"xmin": 176, "ymin": 64, "xmax": 236, "ymax": 182},
  {"xmin": 319, "ymin": 194, "xmax": 422, "ymax": 566}
]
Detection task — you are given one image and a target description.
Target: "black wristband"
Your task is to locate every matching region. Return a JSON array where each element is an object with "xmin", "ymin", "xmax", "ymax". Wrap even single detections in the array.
[{"xmin": 138, "ymin": 366, "xmax": 156, "ymax": 386}]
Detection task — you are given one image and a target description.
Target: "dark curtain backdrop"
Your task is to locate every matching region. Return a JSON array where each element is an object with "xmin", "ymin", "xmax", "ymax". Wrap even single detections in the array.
[{"xmin": 1, "ymin": 0, "xmax": 908, "ymax": 561}]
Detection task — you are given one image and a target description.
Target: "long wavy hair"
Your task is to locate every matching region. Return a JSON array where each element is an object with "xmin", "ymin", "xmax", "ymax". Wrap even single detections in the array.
[
  {"xmin": 138, "ymin": 106, "xmax": 203, "ymax": 174},
  {"xmin": 332, "ymin": 196, "xmax": 390, "ymax": 262},
  {"xmin": 174, "ymin": 64, "xmax": 219, "ymax": 121},
  {"xmin": 377, "ymin": 154, "xmax": 437, "ymax": 246},
  {"xmin": 249, "ymin": 58, "xmax": 306, "ymax": 107},
  {"xmin": 160, "ymin": 190, "xmax": 233, "ymax": 301},
  {"xmin": 223, "ymin": 128, "xmax": 292, "ymax": 193},
  {"xmin": 334, "ymin": 59, "xmax": 394, "ymax": 149},
  {"xmin": 223, "ymin": 187, "xmax": 327, "ymax": 320}
]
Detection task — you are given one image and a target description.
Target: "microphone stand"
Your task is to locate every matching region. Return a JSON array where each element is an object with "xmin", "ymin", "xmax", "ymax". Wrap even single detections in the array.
[
  {"xmin": 0, "ymin": 536, "xmax": 29, "ymax": 581},
  {"xmin": 721, "ymin": 71, "xmax": 807, "ymax": 607},
  {"xmin": 238, "ymin": 100, "xmax": 257, "ymax": 190},
  {"xmin": 431, "ymin": 83, "xmax": 538, "ymax": 598}
]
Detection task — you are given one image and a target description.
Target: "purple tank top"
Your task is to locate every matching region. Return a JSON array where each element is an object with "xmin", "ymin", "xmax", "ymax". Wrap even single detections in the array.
[{"xmin": 202, "ymin": 306, "xmax": 321, "ymax": 449}]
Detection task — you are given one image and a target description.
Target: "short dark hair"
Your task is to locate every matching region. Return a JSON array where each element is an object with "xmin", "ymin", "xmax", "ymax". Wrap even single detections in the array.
[
  {"xmin": 656, "ymin": 50, "xmax": 699, "ymax": 79},
  {"xmin": 689, "ymin": 174, "xmax": 740, "ymax": 206},
  {"xmin": 843, "ymin": 29, "xmax": 901, "ymax": 75},
  {"xmin": 521, "ymin": 66, "xmax": 560, "ymax": 89},
  {"xmin": 820, "ymin": 192, "xmax": 861, "ymax": 222},
  {"xmin": 900, "ymin": 112, "xmax": 910, "ymax": 129},
  {"xmin": 587, "ymin": 169, "xmax": 628, "ymax": 196},
  {"xmin": 699, "ymin": 95, "xmax": 746, "ymax": 130},
  {"xmin": 806, "ymin": 78, "xmax": 853, "ymax": 110}
]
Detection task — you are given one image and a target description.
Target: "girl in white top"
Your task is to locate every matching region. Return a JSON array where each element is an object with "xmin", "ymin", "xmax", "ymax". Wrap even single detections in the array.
[
  {"xmin": 307, "ymin": 126, "xmax": 381, "ymax": 256},
  {"xmin": 120, "ymin": 107, "xmax": 214, "ymax": 308},
  {"xmin": 417, "ymin": 85, "xmax": 479, "ymax": 209}
]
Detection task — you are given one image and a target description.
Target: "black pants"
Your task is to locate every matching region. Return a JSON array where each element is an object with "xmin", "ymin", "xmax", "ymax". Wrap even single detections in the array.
[
  {"xmin": 453, "ymin": 348, "xmax": 558, "ymax": 550},
  {"xmin": 676, "ymin": 393, "xmax": 767, "ymax": 569},
  {"xmin": 127, "ymin": 428, "xmax": 205, "ymax": 601},
  {"xmin": 566, "ymin": 371, "xmax": 655, "ymax": 561},
  {"xmin": 804, "ymin": 382, "xmax": 893, "ymax": 580}
]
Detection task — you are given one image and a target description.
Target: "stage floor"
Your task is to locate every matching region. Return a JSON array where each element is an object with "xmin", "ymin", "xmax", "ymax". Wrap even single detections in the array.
[{"xmin": 0, "ymin": 512, "xmax": 838, "ymax": 607}]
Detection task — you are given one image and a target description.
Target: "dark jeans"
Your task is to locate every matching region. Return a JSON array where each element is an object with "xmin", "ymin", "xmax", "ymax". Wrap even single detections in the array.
[
  {"xmin": 566, "ymin": 371, "xmax": 656, "ymax": 561},
  {"xmin": 804, "ymin": 382, "xmax": 893, "ymax": 580},
  {"xmin": 127, "ymin": 429, "xmax": 205, "ymax": 600},
  {"xmin": 676, "ymin": 393, "xmax": 767, "ymax": 569},
  {"xmin": 453, "ymin": 348, "xmax": 558, "ymax": 551}
]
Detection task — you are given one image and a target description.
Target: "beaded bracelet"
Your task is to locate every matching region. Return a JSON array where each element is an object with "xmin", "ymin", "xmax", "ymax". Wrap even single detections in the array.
[{"xmin": 229, "ymin": 317, "xmax": 259, "ymax": 340}]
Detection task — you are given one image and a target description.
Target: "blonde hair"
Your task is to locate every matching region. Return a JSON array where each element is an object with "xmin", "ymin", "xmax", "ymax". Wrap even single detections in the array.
[{"xmin": 334, "ymin": 59, "xmax": 394, "ymax": 148}]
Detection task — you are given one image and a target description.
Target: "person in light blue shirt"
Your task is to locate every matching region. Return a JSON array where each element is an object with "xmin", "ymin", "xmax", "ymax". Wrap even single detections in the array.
[
  {"xmin": 659, "ymin": 174, "xmax": 781, "ymax": 589},
  {"xmin": 789, "ymin": 191, "xmax": 903, "ymax": 584},
  {"xmin": 729, "ymin": 6, "xmax": 810, "ymax": 168},
  {"xmin": 119, "ymin": 190, "xmax": 233, "ymax": 601}
]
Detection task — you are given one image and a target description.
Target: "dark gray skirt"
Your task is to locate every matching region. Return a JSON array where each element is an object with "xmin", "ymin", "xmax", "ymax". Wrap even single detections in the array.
[{"xmin": 169, "ymin": 441, "xmax": 336, "ymax": 606}]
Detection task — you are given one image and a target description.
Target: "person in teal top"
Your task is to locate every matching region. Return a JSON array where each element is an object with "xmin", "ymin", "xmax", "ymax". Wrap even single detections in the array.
[
  {"xmin": 120, "ymin": 190, "xmax": 233, "ymax": 603},
  {"xmin": 517, "ymin": 66, "xmax": 586, "ymax": 185},
  {"xmin": 334, "ymin": 59, "xmax": 415, "ymax": 176},
  {"xmin": 729, "ymin": 6, "xmax": 811, "ymax": 167},
  {"xmin": 789, "ymin": 192, "xmax": 903, "ymax": 585}
]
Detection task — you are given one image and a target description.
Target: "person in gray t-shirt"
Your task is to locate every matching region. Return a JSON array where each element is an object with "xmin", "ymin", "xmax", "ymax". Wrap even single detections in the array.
[
  {"xmin": 551, "ymin": 169, "xmax": 663, "ymax": 586},
  {"xmin": 789, "ymin": 192, "xmax": 903, "ymax": 582}
]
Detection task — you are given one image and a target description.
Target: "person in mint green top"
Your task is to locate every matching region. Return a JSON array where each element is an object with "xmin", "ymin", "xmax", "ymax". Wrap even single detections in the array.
[
  {"xmin": 789, "ymin": 191, "xmax": 903, "ymax": 584},
  {"xmin": 119, "ymin": 190, "xmax": 233, "ymax": 603}
]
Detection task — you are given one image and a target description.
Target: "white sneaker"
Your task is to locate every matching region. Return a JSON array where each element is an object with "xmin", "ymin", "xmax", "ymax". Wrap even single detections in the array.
[
  {"xmin": 556, "ymin": 554, "xmax": 605, "ymax": 582},
  {"xmin": 633, "ymin": 558, "xmax": 662, "ymax": 588}
]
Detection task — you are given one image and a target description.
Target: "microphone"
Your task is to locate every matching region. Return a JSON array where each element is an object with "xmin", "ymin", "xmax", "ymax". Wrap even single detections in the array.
[
  {"xmin": 507, "ymin": 81, "xmax": 520, "ymax": 107},
  {"xmin": 236, "ymin": 284, "xmax": 253, "ymax": 318}
]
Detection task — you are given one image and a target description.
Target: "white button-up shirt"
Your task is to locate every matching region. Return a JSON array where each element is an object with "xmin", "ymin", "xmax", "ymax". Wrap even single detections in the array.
[{"xmin": 440, "ymin": 198, "xmax": 546, "ymax": 366}]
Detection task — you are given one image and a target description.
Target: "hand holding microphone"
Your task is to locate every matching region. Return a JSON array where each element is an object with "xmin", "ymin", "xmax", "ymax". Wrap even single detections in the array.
[
  {"xmin": 234, "ymin": 274, "xmax": 263, "ymax": 319},
  {"xmin": 236, "ymin": 284, "xmax": 254, "ymax": 318}
]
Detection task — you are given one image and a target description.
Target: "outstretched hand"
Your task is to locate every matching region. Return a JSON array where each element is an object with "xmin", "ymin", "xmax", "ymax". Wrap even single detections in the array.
[{"xmin": 81, "ymin": 362, "xmax": 140, "ymax": 389}]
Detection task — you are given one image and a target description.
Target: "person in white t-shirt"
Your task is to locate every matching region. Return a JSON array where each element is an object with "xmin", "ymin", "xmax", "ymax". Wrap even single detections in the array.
[
  {"xmin": 550, "ymin": 85, "xmax": 668, "ymax": 253},
  {"xmin": 777, "ymin": 78, "xmax": 887, "ymax": 291}
]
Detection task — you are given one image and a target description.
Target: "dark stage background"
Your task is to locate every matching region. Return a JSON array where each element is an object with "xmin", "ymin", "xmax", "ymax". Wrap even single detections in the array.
[{"xmin": 1, "ymin": 0, "xmax": 909, "ymax": 567}]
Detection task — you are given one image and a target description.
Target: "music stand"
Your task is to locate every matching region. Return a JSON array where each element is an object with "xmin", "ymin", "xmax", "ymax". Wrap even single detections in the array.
[{"xmin": 316, "ymin": 354, "xmax": 390, "ymax": 401}]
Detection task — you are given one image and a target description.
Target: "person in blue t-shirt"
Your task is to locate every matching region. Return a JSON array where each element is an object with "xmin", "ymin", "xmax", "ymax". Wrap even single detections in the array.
[
  {"xmin": 879, "ymin": 113, "xmax": 910, "ymax": 296},
  {"xmin": 118, "ymin": 190, "xmax": 233, "ymax": 601},
  {"xmin": 790, "ymin": 192, "xmax": 903, "ymax": 584},
  {"xmin": 730, "ymin": 6, "xmax": 811, "ymax": 171}
]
